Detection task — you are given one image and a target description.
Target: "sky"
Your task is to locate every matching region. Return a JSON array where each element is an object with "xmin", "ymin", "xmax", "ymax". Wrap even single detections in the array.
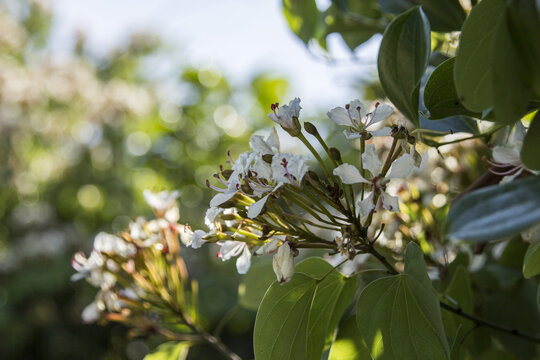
[{"xmin": 50, "ymin": 0, "xmax": 381, "ymax": 113}]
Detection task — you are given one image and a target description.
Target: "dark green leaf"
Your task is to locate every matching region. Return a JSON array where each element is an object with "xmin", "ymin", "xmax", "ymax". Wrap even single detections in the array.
[
  {"xmin": 507, "ymin": 0, "xmax": 540, "ymax": 99},
  {"xmin": 419, "ymin": 115, "xmax": 479, "ymax": 135},
  {"xmin": 356, "ymin": 275, "xmax": 450, "ymax": 359},
  {"xmin": 378, "ymin": 0, "xmax": 465, "ymax": 32},
  {"xmin": 282, "ymin": 0, "xmax": 320, "ymax": 44},
  {"xmin": 378, "ymin": 7, "xmax": 430, "ymax": 127},
  {"xmin": 523, "ymin": 241, "xmax": 540, "ymax": 279},
  {"xmin": 521, "ymin": 111, "xmax": 540, "ymax": 170},
  {"xmin": 454, "ymin": 0, "xmax": 506, "ymax": 112},
  {"xmin": 254, "ymin": 258, "xmax": 357, "ymax": 360},
  {"xmin": 403, "ymin": 242, "xmax": 433, "ymax": 291},
  {"xmin": 442, "ymin": 266, "xmax": 474, "ymax": 343},
  {"xmin": 238, "ymin": 260, "xmax": 276, "ymax": 311},
  {"xmin": 491, "ymin": 7, "xmax": 530, "ymax": 124},
  {"xmin": 537, "ymin": 284, "xmax": 540, "ymax": 314},
  {"xmin": 144, "ymin": 342, "xmax": 189, "ymax": 360},
  {"xmin": 329, "ymin": 315, "xmax": 371, "ymax": 360},
  {"xmin": 444, "ymin": 175, "xmax": 540, "ymax": 243},
  {"xmin": 424, "ymin": 58, "xmax": 481, "ymax": 119}
]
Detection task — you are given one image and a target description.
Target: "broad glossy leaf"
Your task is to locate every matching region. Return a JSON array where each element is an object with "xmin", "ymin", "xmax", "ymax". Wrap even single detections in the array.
[
  {"xmin": 507, "ymin": 0, "xmax": 540, "ymax": 99},
  {"xmin": 254, "ymin": 274, "xmax": 316, "ymax": 360},
  {"xmin": 282, "ymin": 0, "xmax": 320, "ymax": 44},
  {"xmin": 329, "ymin": 315, "xmax": 371, "ymax": 360},
  {"xmin": 523, "ymin": 241, "xmax": 540, "ymax": 279},
  {"xmin": 238, "ymin": 260, "xmax": 276, "ymax": 311},
  {"xmin": 441, "ymin": 266, "xmax": 474, "ymax": 347},
  {"xmin": 378, "ymin": 7, "xmax": 430, "ymax": 127},
  {"xmin": 444, "ymin": 175, "xmax": 540, "ymax": 243},
  {"xmin": 491, "ymin": 7, "xmax": 530, "ymax": 124},
  {"xmin": 521, "ymin": 111, "xmax": 540, "ymax": 170},
  {"xmin": 254, "ymin": 258, "xmax": 357, "ymax": 360},
  {"xmin": 454, "ymin": 0, "xmax": 506, "ymax": 112},
  {"xmin": 403, "ymin": 242, "xmax": 433, "ymax": 291},
  {"xmin": 144, "ymin": 342, "xmax": 189, "ymax": 360},
  {"xmin": 424, "ymin": 58, "xmax": 480, "ymax": 119},
  {"xmin": 419, "ymin": 115, "xmax": 479, "ymax": 135},
  {"xmin": 378, "ymin": 0, "xmax": 465, "ymax": 32},
  {"xmin": 356, "ymin": 275, "xmax": 450, "ymax": 359}
]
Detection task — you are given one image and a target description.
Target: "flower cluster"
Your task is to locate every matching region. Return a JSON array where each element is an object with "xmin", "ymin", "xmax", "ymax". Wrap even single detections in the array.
[
  {"xmin": 189, "ymin": 98, "xmax": 421, "ymax": 283},
  {"xmin": 71, "ymin": 190, "xmax": 197, "ymax": 334}
]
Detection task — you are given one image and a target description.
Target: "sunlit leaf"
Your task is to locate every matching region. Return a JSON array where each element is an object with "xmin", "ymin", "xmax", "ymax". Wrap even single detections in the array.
[
  {"xmin": 144, "ymin": 342, "xmax": 189, "ymax": 360},
  {"xmin": 329, "ymin": 315, "xmax": 372, "ymax": 360},
  {"xmin": 282, "ymin": 0, "xmax": 320, "ymax": 44},
  {"xmin": 444, "ymin": 175, "xmax": 540, "ymax": 243},
  {"xmin": 378, "ymin": 7, "xmax": 430, "ymax": 126},
  {"xmin": 254, "ymin": 258, "xmax": 356, "ymax": 360},
  {"xmin": 356, "ymin": 275, "xmax": 450, "ymax": 359}
]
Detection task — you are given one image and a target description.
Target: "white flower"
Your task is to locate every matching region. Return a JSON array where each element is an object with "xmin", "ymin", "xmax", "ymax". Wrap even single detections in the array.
[
  {"xmin": 93, "ymin": 232, "xmax": 136, "ymax": 258},
  {"xmin": 255, "ymin": 238, "xmax": 280, "ymax": 255},
  {"xmin": 333, "ymin": 144, "xmax": 415, "ymax": 216},
  {"xmin": 218, "ymin": 241, "xmax": 251, "ymax": 274},
  {"xmin": 271, "ymin": 153, "xmax": 308, "ymax": 187},
  {"xmin": 180, "ymin": 227, "xmax": 207, "ymax": 249},
  {"xmin": 81, "ymin": 301, "xmax": 100, "ymax": 323},
  {"xmin": 205, "ymin": 207, "xmax": 223, "ymax": 232},
  {"xmin": 268, "ymin": 98, "xmax": 301, "ymax": 132},
  {"xmin": 249, "ymin": 128, "xmax": 280, "ymax": 155},
  {"xmin": 327, "ymin": 100, "xmax": 393, "ymax": 139},
  {"xmin": 208, "ymin": 151, "xmax": 255, "ymax": 207},
  {"xmin": 272, "ymin": 242, "xmax": 294, "ymax": 283},
  {"xmin": 143, "ymin": 189, "xmax": 180, "ymax": 218},
  {"xmin": 489, "ymin": 121, "xmax": 538, "ymax": 183}
]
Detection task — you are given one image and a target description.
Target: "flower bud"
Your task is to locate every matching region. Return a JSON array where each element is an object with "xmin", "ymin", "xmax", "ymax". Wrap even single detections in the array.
[
  {"xmin": 303, "ymin": 121, "xmax": 319, "ymax": 136},
  {"xmin": 272, "ymin": 242, "xmax": 295, "ymax": 284},
  {"xmin": 328, "ymin": 147, "xmax": 341, "ymax": 161}
]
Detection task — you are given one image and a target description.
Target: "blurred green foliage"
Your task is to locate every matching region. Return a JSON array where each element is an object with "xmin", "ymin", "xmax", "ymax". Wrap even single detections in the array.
[{"xmin": 0, "ymin": 1, "xmax": 288, "ymax": 359}]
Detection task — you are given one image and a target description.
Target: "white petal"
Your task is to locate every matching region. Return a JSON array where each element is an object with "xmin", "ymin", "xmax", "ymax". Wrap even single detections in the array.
[
  {"xmin": 236, "ymin": 246, "xmax": 252, "ymax": 274},
  {"xmin": 272, "ymin": 242, "xmax": 294, "ymax": 283},
  {"xmin": 386, "ymin": 153, "xmax": 415, "ymax": 179},
  {"xmin": 333, "ymin": 164, "xmax": 370, "ymax": 184},
  {"xmin": 368, "ymin": 104, "xmax": 393, "ymax": 125},
  {"xmin": 205, "ymin": 207, "xmax": 223, "ymax": 231},
  {"xmin": 381, "ymin": 191, "xmax": 400, "ymax": 212},
  {"xmin": 511, "ymin": 120, "xmax": 526, "ymax": 145},
  {"xmin": 266, "ymin": 127, "xmax": 280, "ymax": 152},
  {"xmin": 190, "ymin": 230, "xmax": 207, "ymax": 249},
  {"xmin": 219, "ymin": 241, "xmax": 244, "ymax": 261},
  {"xmin": 250, "ymin": 135, "xmax": 273, "ymax": 154},
  {"xmin": 248, "ymin": 194, "xmax": 270, "ymax": 218},
  {"xmin": 81, "ymin": 301, "xmax": 100, "ymax": 323},
  {"xmin": 349, "ymin": 99, "xmax": 366, "ymax": 120},
  {"xmin": 368, "ymin": 127, "xmax": 392, "ymax": 137},
  {"xmin": 357, "ymin": 192, "xmax": 375, "ymax": 217},
  {"xmin": 501, "ymin": 168, "xmax": 523, "ymax": 184},
  {"xmin": 327, "ymin": 107, "xmax": 352, "ymax": 126},
  {"xmin": 362, "ymin": 145, "xmax": 382, "ymax": 176},
  {"xmin": 256, "ymin": 238, "xmax": 280, "ymax": 255},
  {"xmin": 343, "ymin": 130, "xmax": 362, "ymax": 139},
  {"xmin": 492, "ymin": 146, "xmax": 521, "ymax": 165},
  {"xmin": 164, "ymin": 206, "xmax": 180, "ymax": 223},
  {"xmin": 210, "ymin": 192, "xmax": 236, "ymax": 207}
]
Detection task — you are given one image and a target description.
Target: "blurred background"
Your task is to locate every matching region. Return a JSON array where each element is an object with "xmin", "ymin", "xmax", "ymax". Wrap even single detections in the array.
[{"xmin": 0, "ymin": 0, "xmax": 378, "ymax": 358}]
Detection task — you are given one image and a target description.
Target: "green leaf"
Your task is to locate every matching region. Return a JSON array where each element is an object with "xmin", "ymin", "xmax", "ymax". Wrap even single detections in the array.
[
  {"xmin": 521, "ymin": 111, "xmax": 540, "ymax": 170},
  {"xmin": 442, "ymin": 266, "xmax": 474, "ymax": 344},
  {"xmin": 254, "ymin": 258, "xmax": 357, "ymax": 360},
  {"xmin": 444, "ymin": 175, "xmax": 540, "ymax": 243},
  {"xmin": 454, "ymin": 0, "xmax": 506, "ymax": 112},
  {"xmin": 378, "ymin": 6, "xmax": 430, "ymax": 127},
  {"xmin": 323, "ymin": 0, "xmax": 385, "ymax": 51},
  {"xmin": 378, "ymin": 0, "xmax": 465, "ymax": 32},
  {"xmin": 419, "ymin": 115, "xmax": 479, "ymax": 135},
  {"xmin": 403, "ymin": 242, "xmax": 433, "ymax": 291},
  {"xmin": 282, "ymin": 0, "xmax": 320, "ymax": 44},
  {"xmin": 507, "ymin": 0, "xmax": 540, "ymax": 99},
  {"xmin": 356, "ymin": 275, "xmax": 450, "ymax": 359},
  {"xmin": 238, "ymin": 260, "xmax": 276, "ymax": 311},
  {"xmin": 424, "ymin": 58, "xmax": 480, "ymax": 119},
  {"xmin": 491, "ymin": 5, "xmax": 530, "ymax": 124},
  {"xmin": 144, "ymin": 342, "xmax": 190, "ymax": 360},
  {"xmin": 537, "ymin": 284, "xmax": 540, "ymax": 314},
  {"xmin": 329, "ymin": 315, "xmax": 372, "ymax": 360},
  {"xmin": 523, "ymin": 241, "xmax": 540, "ymax": 278}
]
